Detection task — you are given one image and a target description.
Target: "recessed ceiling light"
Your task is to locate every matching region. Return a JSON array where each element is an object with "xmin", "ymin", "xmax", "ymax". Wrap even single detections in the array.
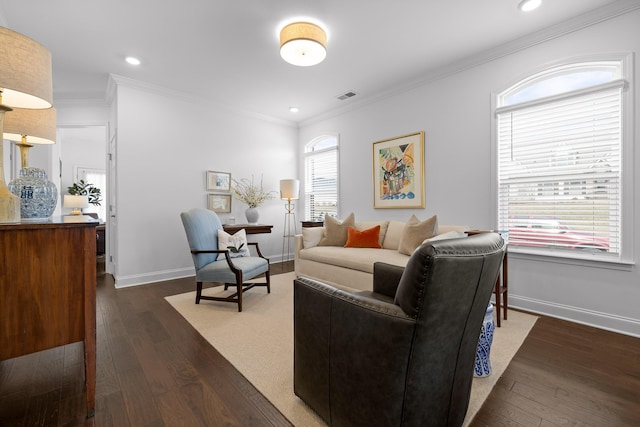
[
  {"xmin": 518, "ymin": 0, "xmax": 542, "ymax": 12},
  {"xmin": 289, "ymin": 107, "xmax": 299, "ymax": 113},
  {"xmin": 125, "ymin": 56, "xmax": 141, "ymax": 65}
]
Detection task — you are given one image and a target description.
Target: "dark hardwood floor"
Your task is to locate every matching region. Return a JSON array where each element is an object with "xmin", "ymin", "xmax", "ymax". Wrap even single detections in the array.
[{"xmin": 1, "ymin": 261, "xmax": 639, "ymax": 426}]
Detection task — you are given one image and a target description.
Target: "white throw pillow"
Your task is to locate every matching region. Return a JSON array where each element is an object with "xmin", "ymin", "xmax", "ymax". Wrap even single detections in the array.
[
  {"xmin": 436, "ymin": 225, "xmax": 470, "ymax": 234},
  {"xmin": 422, "ymin": 230, "xmax": 467, "ymax": 245},
  {"xmin": 382, "ymin": 220, "xmax": 406, "ymax": 250},
  {"xmin": 217, "ymin": 229, "xmax": 250, "ymax": 260},
  {"xmin": 302, "ymin": 227, "xmax": 324, "ymax": 248}
]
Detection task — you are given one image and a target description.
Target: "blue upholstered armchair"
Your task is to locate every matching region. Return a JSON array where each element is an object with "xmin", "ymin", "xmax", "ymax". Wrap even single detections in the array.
[{"xmin": 180, "ymin": 208, "xmax": 270, "ymax": 312}]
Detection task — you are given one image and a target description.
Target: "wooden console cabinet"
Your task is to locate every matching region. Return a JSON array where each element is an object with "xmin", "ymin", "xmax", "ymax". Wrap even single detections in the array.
[{"xmin": 0, "ymin": 219, "xmax": 97, "ymax": 417}]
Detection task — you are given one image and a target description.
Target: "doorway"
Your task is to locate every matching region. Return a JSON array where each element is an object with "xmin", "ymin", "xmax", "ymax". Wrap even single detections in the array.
[{"xmin": 58, "ymin": 125, "xmax": 110, "ymax": 271}]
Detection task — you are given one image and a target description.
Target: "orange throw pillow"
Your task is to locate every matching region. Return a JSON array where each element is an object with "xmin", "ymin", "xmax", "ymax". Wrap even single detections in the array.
[{"xmin": 344, "ymin": 225, "xmax": 382, "ymax": 249}]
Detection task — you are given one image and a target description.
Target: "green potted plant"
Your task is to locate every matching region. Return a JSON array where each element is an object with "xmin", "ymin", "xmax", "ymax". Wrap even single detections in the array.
[{"xmin": 67, "ymin": 180, "xmax": 102, "ymax": 206}]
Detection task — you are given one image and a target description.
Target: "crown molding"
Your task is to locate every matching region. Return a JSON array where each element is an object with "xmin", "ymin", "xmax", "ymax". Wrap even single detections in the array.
[
  {"xmin": 107, "ymin": 74, "xmax": 297, "ymax": 129},
  {"xmin": 54, "ymin": 98, "xmax": 109, "ymax": 108},
  {"xmin": 301, "ymin": 0, "xmax": 640, "ymax": 127}
]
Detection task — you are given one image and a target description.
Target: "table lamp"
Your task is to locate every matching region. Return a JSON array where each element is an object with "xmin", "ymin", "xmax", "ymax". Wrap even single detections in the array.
[
  {"xmin": 5, "ymin": 107, "xmax": 58, "ymax": 220},
  {"xmin": 64, "ymin": 195, "xmax": 89, "ymax": 215},
  {"xmin": 0, "ymin": 26, "xmax": 53, "ymax": 223}
]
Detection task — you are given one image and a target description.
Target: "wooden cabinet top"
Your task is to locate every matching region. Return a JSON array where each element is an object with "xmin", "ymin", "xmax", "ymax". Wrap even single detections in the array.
[{"xmin": 0, "ymin": 216, "xmax": 98, "ymax": 231}]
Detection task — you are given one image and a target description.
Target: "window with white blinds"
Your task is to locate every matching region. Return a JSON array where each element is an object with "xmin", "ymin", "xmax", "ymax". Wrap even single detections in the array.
[
  {"xmin": 304, "ymin": 136, "xmax": 338, "ymax": 221},
  {"xmin": 496, "ymin": 62, "xmax": 627, "ymax": 259}
]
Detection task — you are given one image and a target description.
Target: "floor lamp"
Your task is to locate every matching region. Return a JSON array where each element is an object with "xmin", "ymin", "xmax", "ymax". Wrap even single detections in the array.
[{"xmin": 280, "ymin": 179, "xmax": 299, "ymax": 263}]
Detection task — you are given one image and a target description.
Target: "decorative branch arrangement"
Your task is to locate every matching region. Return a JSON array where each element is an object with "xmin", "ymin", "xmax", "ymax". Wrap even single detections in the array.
[{"xmin": 231, "ymin": 175, "xmax": 275, "ymax": 208}]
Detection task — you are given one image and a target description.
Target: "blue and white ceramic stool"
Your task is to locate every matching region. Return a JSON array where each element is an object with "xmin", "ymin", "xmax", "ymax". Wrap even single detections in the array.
[{"xmin": 474, "ymin": 302, "xmax": 495, "ymax": 377}]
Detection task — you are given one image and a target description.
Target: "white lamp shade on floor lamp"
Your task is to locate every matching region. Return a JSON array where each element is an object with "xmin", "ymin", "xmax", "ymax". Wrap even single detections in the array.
[
  {"xmin": 280, "ymin": 179, "xmax": 300, "ymax": 263},
  {"xmin": 280, "ymin": 179, "xmax": 300, "ymax": 201}
]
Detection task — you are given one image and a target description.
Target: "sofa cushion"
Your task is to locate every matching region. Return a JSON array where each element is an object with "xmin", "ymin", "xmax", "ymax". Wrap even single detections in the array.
[
  {"xmin": 382, "ymin": 220, "xmax": 406, "ymax": 250},
  {"xmin": 319, "ymin": 213, "xmax": 355, "ymax": 246},
  {"xmin": 299, "ymin": 246, "xmax": 409, "ymax": 274},
  {"xmin": 355, "ymin": 220, "xmax": 389, "ymax": 246},
  {"xmin": 398, "ymin": 214, "xmax": 438, "ymax": 255},
  {"xmin": 345, "ymin": 226, "xmax": 382, "ymax": 249}
]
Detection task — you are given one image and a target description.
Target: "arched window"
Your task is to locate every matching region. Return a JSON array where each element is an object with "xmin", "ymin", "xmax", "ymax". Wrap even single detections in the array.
[
  {"xmin": 304, "ymin": 135, "xmax": 339, "ymax": 221},
  {"xmin": 495, "ymin": 58, "xmax": 631, "ymax": 261}
]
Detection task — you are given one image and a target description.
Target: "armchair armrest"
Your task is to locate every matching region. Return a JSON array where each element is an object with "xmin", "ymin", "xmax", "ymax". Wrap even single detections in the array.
[
  {"xmin": 248, "ymin": 242, "xmax": 269, "ymax": 262},
  {"xmin": 191, "ymin": 248, "xmax": 241, "ymax": 273},
  {"xmin": 373, "ymin": 262, "xmax": 404, "ymax": 298}
]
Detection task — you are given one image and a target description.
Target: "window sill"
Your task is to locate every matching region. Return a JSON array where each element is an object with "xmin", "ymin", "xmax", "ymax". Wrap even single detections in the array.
[{"xmin": 508, "ymin": 247, "xmax": 635, "ymax": 271}]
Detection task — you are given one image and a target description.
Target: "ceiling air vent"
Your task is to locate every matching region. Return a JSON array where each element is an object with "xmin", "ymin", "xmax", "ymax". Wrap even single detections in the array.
[{"xmin": 337, "ymin": 91, "xmax": 357, "ymax": 101}]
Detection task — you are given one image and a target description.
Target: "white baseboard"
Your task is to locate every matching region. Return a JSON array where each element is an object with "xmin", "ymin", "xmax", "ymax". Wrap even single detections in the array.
[
  {"xmin": 505, "ymin": 294, "xmax": 640, "ymax": 338},
  {"xmin": 113, "ymin": 253, "xmax": 290, "ymax": 288},
  {"xmin": 115, "ymin": 267, "xmax": 194, "ymax": 288}
]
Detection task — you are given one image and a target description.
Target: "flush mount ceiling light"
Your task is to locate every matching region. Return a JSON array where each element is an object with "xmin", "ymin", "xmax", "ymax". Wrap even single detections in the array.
[
  {"xmin": 279, "ymin": 21, "xmax": 327, "ymax": 66},
  {"xmin": 518, "ymin": 0, "xmax": 542, "ymax": 12}
]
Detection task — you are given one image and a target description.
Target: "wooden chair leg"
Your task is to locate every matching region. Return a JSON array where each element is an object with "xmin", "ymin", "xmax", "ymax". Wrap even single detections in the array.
[
  {"xmin": 266, "ymin": 270, "xmax": 271, "ymax": 293},
  {"xmin": 195, "ymin": 281, "xmax": 203, "ymax": 304},
  {"xmin": 236, "ymin": 272, "xmax": 243, "ymax": 312}
]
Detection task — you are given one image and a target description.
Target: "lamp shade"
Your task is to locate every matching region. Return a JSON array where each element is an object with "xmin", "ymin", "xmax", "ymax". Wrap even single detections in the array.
[
  {"xmin": 64, "ymin": 195, "xmax": 89, "ymax": 214},
  {"xmin": 3, "ymin": 107, "xmax": 56, "ymax": 145},
  {"xmin": 280, "ymin": 179, "xmax": 300, "ymax": 200},
  {"xmin": 0, "ymin": 27, "xmax": 53, "ymax": 109},
  {"xmin": 279, "ymin": 22, "xmax": 327, "ymax": 67}
]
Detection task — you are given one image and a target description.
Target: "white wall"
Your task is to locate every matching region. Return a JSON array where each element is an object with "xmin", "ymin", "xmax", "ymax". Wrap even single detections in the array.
[
  {"xmin": 112, "ymin": 80, "xmax": 298, "ymax": 287},
  {"xmin": 299, "ymin": 10, "xmax": 640, "ymax": 337}
]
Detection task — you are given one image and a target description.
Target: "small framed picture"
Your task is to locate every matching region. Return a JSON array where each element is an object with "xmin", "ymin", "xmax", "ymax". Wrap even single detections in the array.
[
  {"xmin": 208, "ymin": 193, "xmax": 232, "ymax": 213},
  {"xmin": 206, "ymin": 171, "xmax": 231, "ymax": 192}
]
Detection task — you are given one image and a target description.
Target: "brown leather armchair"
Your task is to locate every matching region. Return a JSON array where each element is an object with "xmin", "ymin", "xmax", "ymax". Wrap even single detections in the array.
[{"xmin": 293, "ymin": 232, "xmax": 505, "ymax": 427}]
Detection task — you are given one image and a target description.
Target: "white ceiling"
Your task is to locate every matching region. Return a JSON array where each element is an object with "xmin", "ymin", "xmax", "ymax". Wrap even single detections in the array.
[{"xmin": 0, "ymin": 0, "xmax": 631, "ymax": 124}]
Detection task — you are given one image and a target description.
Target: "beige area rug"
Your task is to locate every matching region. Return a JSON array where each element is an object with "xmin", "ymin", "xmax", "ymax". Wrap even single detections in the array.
[{"xmin": 165, "ymin": 272, "xmax": 537, "ymax": 426}]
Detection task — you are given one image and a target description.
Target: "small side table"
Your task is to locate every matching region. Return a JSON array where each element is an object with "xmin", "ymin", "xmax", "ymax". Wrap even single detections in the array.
[
  {"xmin": 466, "ymin": 230, "xmax": 508, "ymax": 327},
  {"xmin": 222, "ymin": 224, "xmax": 273, "ymax": 235},
  {"xmin": 301, "ymin": 221, "xmax": 323, "ymax": 228}
]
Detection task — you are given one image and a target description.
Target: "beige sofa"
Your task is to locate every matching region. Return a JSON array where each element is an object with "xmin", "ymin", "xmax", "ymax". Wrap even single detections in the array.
[{"xmin": 294, "ymin": 216, "xmax": 468, "ymax": 291}]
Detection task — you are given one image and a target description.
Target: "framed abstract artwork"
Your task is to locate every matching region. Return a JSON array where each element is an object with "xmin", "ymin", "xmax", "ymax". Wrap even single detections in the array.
[
  {"xmin": 207, "ymin": 193, "xmax": 232, "ymax": 213},
  {"xmin": 372, "ymin": 131, "xmax": 425, "ymax": 209},
  {"xmin": 206, "ymin": 170, "xmax": 231, "ymax": 192}
]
